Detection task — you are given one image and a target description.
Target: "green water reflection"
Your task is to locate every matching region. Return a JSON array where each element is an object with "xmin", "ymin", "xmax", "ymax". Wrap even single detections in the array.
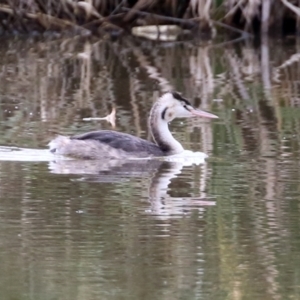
[{"xmin": 0, "ymin": 36, "xmax": 300, "ymax": 299}]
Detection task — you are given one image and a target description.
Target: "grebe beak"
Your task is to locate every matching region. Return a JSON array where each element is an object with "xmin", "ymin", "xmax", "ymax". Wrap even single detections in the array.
[{"xmin": 190, "ymin": 108, "xmax": 218, "ymax": 119}]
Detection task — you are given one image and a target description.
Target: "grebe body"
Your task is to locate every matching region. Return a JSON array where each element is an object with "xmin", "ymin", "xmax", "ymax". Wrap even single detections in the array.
[{"xmin": 49, "ymin": 92, "xmax": 218, "ymax": 159}]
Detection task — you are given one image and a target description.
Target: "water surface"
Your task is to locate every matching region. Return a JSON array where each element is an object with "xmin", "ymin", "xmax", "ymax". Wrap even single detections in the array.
[{"xmin": 0, "ymin": 36, "xmax": 300, "ymax": 300}]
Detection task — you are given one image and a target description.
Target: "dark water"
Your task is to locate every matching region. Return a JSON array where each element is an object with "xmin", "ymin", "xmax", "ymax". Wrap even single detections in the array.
[{"xmin": 0, "ymin": 35, "xmax": 300, "ymax": 299}]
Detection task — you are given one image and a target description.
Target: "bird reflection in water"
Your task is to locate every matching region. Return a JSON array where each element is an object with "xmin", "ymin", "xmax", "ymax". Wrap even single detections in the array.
[{"xmin": 49, "ymin": 157, "xmax": 216, "ymax": 218}]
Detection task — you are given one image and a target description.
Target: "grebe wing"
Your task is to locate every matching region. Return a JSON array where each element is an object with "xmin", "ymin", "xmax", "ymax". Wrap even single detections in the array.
[{"xmin": 71, "ymin": 130, "xmax": 164, "ymax": 156}]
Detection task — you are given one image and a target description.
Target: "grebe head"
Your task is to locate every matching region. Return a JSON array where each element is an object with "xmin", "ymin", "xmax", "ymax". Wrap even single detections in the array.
[{"xmin": 158, "ymin": 92, "xmax": 218, "ymax": 122}]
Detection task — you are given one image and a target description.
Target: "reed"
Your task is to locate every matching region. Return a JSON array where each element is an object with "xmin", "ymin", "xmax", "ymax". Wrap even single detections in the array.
[{"xmin": 0, "ymin": 0, "xmax": 300, "ymax": 37}]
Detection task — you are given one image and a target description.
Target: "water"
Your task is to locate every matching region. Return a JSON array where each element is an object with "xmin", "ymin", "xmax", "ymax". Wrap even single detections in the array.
[{"xmin": 0, "ymin": 35, "xmax": 300, "ymax": 299}]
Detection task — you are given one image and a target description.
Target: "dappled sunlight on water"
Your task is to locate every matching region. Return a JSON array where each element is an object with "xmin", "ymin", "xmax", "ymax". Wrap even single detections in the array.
[{"xmin": 0, "ymin": 36, "xmax": 300, "ymax": 299}]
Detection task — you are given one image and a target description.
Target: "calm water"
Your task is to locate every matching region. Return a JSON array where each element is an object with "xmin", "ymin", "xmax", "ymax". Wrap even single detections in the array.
[{"xmin": 0, "ymin": 35, "xmax": 300, "ymax": 299}]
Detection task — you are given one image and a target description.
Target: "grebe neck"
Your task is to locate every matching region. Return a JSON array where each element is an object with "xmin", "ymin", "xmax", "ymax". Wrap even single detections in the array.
[{"xmin": 148, "ymin": 101, "xmax": 184, "ymax": 155}]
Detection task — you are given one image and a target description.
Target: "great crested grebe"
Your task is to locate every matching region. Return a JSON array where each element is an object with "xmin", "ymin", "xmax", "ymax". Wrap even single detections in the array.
[{"xmin": 49, "ymin": 92, "xmax": 218, "ymax": 159}]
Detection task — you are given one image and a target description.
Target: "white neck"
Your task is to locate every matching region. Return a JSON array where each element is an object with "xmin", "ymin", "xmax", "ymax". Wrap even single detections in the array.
[{"xmin": 148, "ymin": 101, "xmax": 184, "ymax": 155}]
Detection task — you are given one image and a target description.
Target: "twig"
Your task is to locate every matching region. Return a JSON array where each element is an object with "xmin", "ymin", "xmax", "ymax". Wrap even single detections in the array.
[
  {"xmin": 281, "ymin": 0, "xmax": 300, "ymax": 16},
  {"xmin": 212, "ymin": 20, "xmax": 253, "ymax": 37},
  {"xmin": 222, "ymin": 0, "xmax": 246, "ymax": 20},
  {"xmin": 110, "ymin": 0, "xmax": 127, "ymax": 16},
  {"xmin": 121, "ymin": 7, "xmax": 197, "ymax": 27}
]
